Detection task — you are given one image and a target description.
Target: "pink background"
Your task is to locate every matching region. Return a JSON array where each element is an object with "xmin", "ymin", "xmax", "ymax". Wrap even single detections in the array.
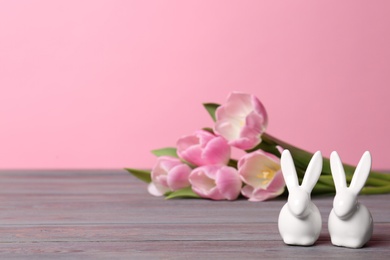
[{"xmin": 1, "ymin": 1, "xmax": 389, "ymax": 169}]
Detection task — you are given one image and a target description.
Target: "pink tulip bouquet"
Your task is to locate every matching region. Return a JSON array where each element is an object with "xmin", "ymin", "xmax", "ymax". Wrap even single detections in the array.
[{"xmin": 126, "ymin": 92, "xmax": 390, "ymax": 201}]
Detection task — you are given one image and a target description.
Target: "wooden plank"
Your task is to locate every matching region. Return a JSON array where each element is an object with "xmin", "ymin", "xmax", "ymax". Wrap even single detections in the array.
[
  {"xmin": 0, "ymin": 170, "xmax": 389, "ymax": 259},
  {"xmin": 0, "ymin": 196, "xmax": 285, "ymax": 225},
  {"xmin": 0, "ymin": 223, "xmax": 389, "ymax": 243},
  {"xmin": 0, "ymin": 240, "xmax": 389, "ymax": 259},
  {"xmin": 0, "ymin": 193, "xmax": 388, "ymax": 224}
]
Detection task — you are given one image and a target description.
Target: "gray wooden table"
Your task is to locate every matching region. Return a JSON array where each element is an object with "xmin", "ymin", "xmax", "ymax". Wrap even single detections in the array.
[{"xmin": 0, "ymin": 170, "xmax": 389, "ymax": 259}]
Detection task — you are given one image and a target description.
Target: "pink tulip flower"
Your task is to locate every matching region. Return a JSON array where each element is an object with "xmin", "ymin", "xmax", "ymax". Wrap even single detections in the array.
[
  {"xmin": 189, "ymin": 165, "xmax": 242, "ymax": 200},
  {"xmin": 148, "ymin": 156, "xmax": 192, "ymax": 196},
  {"xmin": 177, "ymin": 130, "xmax": 231, "ymax": 166},
  {"xmin": 214, "ymin": 92, "xmax": 268, "ymax": 150},
  {"xmin": 238, "ymin": 150, "xmax": 285, "ymax": 201}
]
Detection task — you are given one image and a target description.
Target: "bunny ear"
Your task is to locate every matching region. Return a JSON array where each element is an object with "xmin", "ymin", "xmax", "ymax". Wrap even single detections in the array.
[
  {"xmin": 301, "ymin": 151, "xmax": 323, "ymax": 193},
  {"xmin": 349, "ymin": 151, "xmax": 371, "ymax": 194},
  {"xmin": 281, "ymin": 150, "xmax": 299, "ymax": 189},
  {"xmin": 330, "ymin": 151, "xmax": 347, "ymax": 191}
]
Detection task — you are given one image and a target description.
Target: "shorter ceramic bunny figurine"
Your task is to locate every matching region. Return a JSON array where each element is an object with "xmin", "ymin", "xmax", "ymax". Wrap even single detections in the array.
[
  {"xmin": 278, "ymin": 150, "xmax": 323, "ymax": 246},
  {"xmin": 328, "ymin": 151, "xmax": 373, "ymax": 248}
]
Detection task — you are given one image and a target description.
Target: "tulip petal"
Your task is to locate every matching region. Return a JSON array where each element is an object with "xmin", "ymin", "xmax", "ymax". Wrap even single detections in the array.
[
  {"xmin": 177, "ymin": 130, "xmax": 230, "ymax": 166},
  {"xmin": 216, "ymin": 167, "xmax": 242, "ymax": 200},
  {"xmin": 252, "ymin": 95, "xmax": 268, "ymax": 129},
  {"xmin": 214, "ymin": 119, "xmax": 241, "ymax": 141},
  {"xmin": 242, "ymin": 185, "xmax": 284, "ymax": 202},
  {"xmin": 265, "ymin": 169, "xmax": 285, "ymax": 192},
  {"xmin": 159, "ymin": 157, "xmax": 182, "ymax": 172},
  {"xmin": 148, "ymin": 182, "xmax": 168, "ymax": 197},
  {"xmin": 238, "ymin": 150, "xmax": 281, "ymax": 189},
  {"xmin": 214, "ymin": 92, "xmax": 268, "ymax": 150},
  {"xmin": 238, "ymin": 150, "xmax": 285, "ymax": 201},
  {"xmin": 152, "ymin": 156, "xmax": 182, "ymax": 180},
  {"xmin": 241, "ymin": 185, "xmax": 255, "ymax": 200},
  {"xmin": 229, "ymin": 137, "xmax": 260, "ymax": 151},
  {"xmin": 224, "ymin": 92, "xmax": 253, "ymax": 117},
  {"xmin": 154, "ymin": 174, "xmax": 168, "ymax": 189},
  {"xmin": 189, "ymin": 166, "xmax": 226, "ymax": 200},
  {"xmin": 177, "ymin": 135, "xmax": 199, "ymax": 151},
  {"xmin": 189, "ymin": 167, "xmax": 216, "ymax": 195},
  {"xmin": 197, "ymin": 131, "xmax": 214, "ymax": 148},
  {"xmin": 243, "ymin": 111, "xmax": 265, "ymax": 136},
  {"xmin": 205, "ymin": 187, "xmax": 225, "ymax": 200},
  {"xmin": 150, "ymin": 156, "xmax": 192, "ymax": 195},
  {"xmin": 167, "ymin": 164, "xmax": 191, "ymax": 191},
  {"xmin": 202, "ymin": 136, "xmax": 231, "ymax": 165},
  {"xmin": 179, "ymin": 145, "xmax": 203, "ymax": 166}
]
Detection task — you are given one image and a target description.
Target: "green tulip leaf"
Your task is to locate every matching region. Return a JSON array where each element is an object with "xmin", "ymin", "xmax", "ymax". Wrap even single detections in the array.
[
  {"xmin": 151, "ymin": 147, "xmax": 178, "ymax": 158},
  {"xmin": 125, "ymin": 168, "xmax": 151, "ymax": 183},
  {"xmin": 202, "ymin": 127, "xmax": 214, "ymax": 134},
  {"xmin": 227, "ymin": 159, "xmax": 238, "ymax": 168},
  {"xmin": 165, "ymin": 187, "xmax": 200, "ymax": 199},
  {"xmin": 203, "ymin": 103, "xmax": 220, "ymax": 122}
]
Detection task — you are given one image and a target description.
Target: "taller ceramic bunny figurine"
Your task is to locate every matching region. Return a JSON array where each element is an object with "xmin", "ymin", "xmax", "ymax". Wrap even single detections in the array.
[
  {"xmin": 278, "ymin": 150, "xmax": 323, "ymax": 246},
  {"xmin": 328, "ymin": 151, "xmax": 373, "ymax": 248}
]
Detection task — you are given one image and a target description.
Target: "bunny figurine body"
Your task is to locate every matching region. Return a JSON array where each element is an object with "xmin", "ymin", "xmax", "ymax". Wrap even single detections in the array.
[
  {"xmin": 278, "ymin": 150, "xmax": 323, "ymax": 246},
  {"xmin": 328, "ymin": 151, "xmax": 373, "ymax": 248}
]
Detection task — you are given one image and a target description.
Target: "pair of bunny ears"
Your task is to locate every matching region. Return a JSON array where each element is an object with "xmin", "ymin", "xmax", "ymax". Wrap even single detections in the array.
[{"xmin": 281, "ymin": 150, "xmax": 372, "ymax": 195}]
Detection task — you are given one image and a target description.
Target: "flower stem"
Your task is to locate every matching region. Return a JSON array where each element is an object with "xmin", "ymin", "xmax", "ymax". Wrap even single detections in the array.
[
  {"xmin": 318, "ymin": 175, "xmax": 334, "ymax": 186},
  {"xmin": 361, "ymin": 185, "xmax": 390, "ymax": 195},
  {"xmin": 312, "ymin": 183, "xmax": 335, "ymax": 195},
  {"xmin": 260, "ymin": 132, "xmax": 390, "ymax": 195},
  {"xmin": 319, "ymin": 175, "xmax": 390, "ymax": 187},
  {"xmin": 228, "ymin": 159, "xmax": 238, "ymax": 168}
]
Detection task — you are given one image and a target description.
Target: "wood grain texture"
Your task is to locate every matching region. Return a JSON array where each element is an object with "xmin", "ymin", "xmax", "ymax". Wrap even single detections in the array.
[{"xmin": 0, "ymin": 170, "xmax": 389, "ymax": 259}]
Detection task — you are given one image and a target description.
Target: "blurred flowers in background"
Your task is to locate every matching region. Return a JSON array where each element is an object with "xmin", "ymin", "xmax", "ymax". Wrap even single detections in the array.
[
  {"xmin": 214, "ymin": 92, "xmax": 268, "ymax": 150},
  {"xmin": 189, "ymin": 165, "xmax": 241, "ymax": 200},
  {"xmin": 126, "ymin": 92, "xmax": 390, "ymax": 201},
  {"xmin": 147, "ymin": 156, "xmax": 192, "ymax": 196},
  {"xmin": 238, "ymin": 150, "xmax": 285, "ymax": 202},
  {"xmin": 177, "ymin": 130, "xmax": 231, "ymax": 166}
]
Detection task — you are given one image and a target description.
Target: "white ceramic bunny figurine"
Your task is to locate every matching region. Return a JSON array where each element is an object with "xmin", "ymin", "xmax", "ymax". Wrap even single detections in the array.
[
  {"xmin": 278, "ymin": 150, "xmax": 323, "ymax": 246},
  {"xmin": 328, "ymin": 151, "xmax": 373, "ymax": 248}
]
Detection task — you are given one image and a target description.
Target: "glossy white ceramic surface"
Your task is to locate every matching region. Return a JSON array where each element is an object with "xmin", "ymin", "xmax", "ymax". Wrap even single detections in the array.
[
  {"xmin": 278, "ymin": 150, "xmax": 323, "ymax": 246},
  {"xmin": 328, "ymin": 151, "xmax": 373, "ymax": 248}
]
